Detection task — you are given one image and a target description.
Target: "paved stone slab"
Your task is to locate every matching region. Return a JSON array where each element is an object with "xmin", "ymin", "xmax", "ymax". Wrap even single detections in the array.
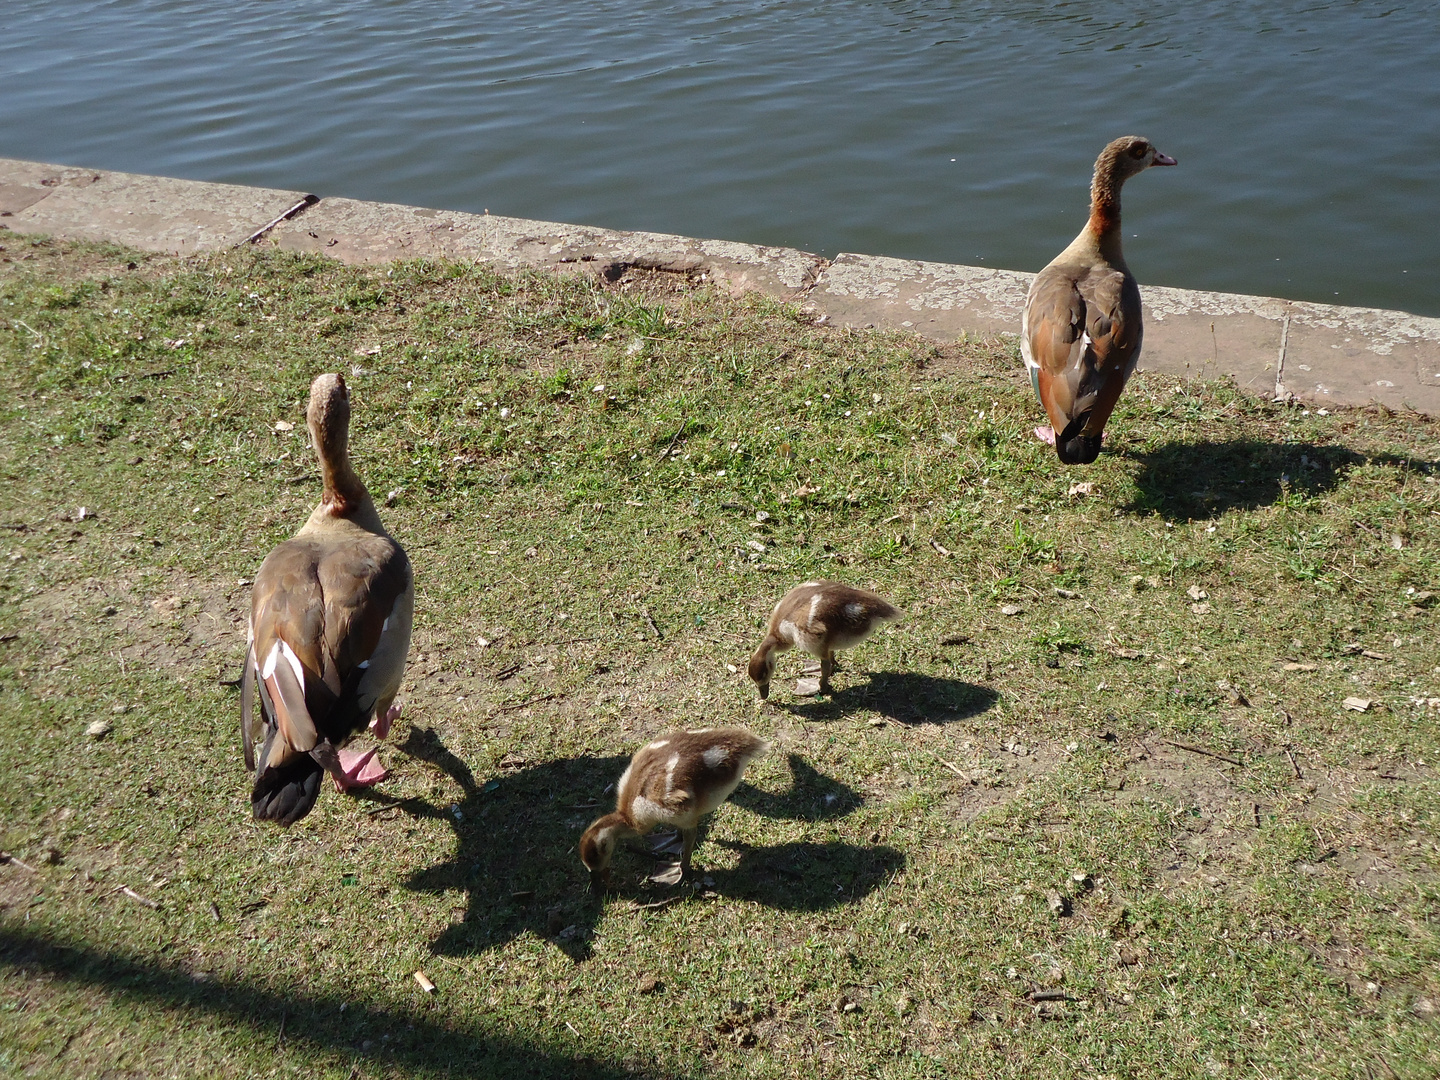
[
  {"xmin": 264, "ymin": 196, "xmax": 824, "ymax": 300},
  {"xmin": 809, "ymin": 251, "xmax": 1440, "ymax": 414},
  {"xmin": 0, "ymin": 158, "xmax": 311, "ymax": 254}
]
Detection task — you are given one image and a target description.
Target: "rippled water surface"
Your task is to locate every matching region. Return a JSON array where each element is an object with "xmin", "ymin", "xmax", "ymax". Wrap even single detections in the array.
[{"xmin": 2, "ymin": 1, "xmax": 1436, "ymax": 314}]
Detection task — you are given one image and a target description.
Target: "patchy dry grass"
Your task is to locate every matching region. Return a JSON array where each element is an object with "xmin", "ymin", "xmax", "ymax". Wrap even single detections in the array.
[{"xmin": 1, "ymin": 236, "xmax": 1438, "ymax": 1078}]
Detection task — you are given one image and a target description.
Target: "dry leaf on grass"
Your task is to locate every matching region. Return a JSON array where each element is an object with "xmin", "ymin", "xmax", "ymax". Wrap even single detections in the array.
[
  {"xmin": 1342, "ymin": 697, "xmax": 1372, "ymax": 712},
  {"xmin": 1281, "ymin": 662, "xmax": 1318, "ymax": 672}
]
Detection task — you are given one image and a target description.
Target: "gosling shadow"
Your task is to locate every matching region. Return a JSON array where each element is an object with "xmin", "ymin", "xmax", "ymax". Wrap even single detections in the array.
[
  {"xmin": 376, "ymin": 726, "xmax": 628, "ymax": 962},
  {"xmin": 704, "ymin": 839, "xmax": 904, "ymax": 911},
  {"xmin": 779, "ymin": 671, "xmax": 999, "ymax": 725},
  {"xmin": 730, "ymin": 753, "xmax": 862, "ymax": 820},
  {"xmin": 1123, "ymin": 439, "xmax": 1437, "ymax": 521}
]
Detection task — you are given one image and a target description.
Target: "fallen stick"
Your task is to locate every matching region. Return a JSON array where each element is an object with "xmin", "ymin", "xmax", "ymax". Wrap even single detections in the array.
[
  {"xmin": 631, "ymin": 895, "xmax": 685, "ymax": 912},
  {"xmin": 656, "ymin": 419, "xmax": 689, "ymax": 461},
  {"xmin": 1, "ymin": 852, "xmax": 37, "ymax": 872},
  {"xmin": 1285, "ymin": 746, "xmax": 1303, "ymax": 779},
  {"xmin": 116, "ymin": 885, "xmax": 159, "ymax": 909},
  {"xmin": 1163, "ymin": 740, "xmax": 1244, "ymax": 767},
  {"xmin": 239, "ymin": 194, "xmax": 320, "ymax": 246}
]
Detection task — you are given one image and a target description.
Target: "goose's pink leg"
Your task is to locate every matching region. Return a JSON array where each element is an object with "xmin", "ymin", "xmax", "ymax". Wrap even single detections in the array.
[
  {"xmin": 333, "ymin": 748, "xmax": 389, "ymax": 790},
  {"xmin": 1034, "ymin": 425, "xmax": 1057, "ymax": 446},
  {"xmin": 368, "ymin": 702, "xmax": 402, "ymax": 740}
]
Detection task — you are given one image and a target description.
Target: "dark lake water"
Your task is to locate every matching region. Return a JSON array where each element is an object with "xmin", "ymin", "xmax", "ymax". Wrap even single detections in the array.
[{"xmin": 2, "ymin": 1, "xmax": 1436, "ymax": 315}]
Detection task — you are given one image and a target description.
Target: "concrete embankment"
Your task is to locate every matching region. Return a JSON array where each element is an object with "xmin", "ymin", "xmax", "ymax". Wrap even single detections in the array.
[{"xmin": 4, "ymin": 156, "xmax": 1438, "ymax": 417}]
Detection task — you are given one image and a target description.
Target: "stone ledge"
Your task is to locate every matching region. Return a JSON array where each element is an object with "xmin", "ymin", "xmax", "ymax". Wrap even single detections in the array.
[
  {"xmin": 0, "ymin": 158, "xmax": 311, "ymax": 254},
  {"xmin": 3, "ymin": 155, "xmax": 1437, "ymax": 416},
  {"xmin": 262, "ymin": 196, "xmax": 825, "ymax": 299},
  {"xmin": 808, "ymin": 252, "xmax": 1440, "ymax": 414}
]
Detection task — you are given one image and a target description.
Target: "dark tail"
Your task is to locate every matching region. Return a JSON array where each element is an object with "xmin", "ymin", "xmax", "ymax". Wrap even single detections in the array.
[
  {"xmin": 1056, "ymin": 413, "xmax": 1102, "ymax": 465},
  {"xmin": 252, "ymin": 756, "xmax": 323, "ymax": 826}
]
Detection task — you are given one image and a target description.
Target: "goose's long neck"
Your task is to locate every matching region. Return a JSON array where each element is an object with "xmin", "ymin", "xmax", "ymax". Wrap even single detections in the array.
[{"xmin": 1085, "ymin": 155, "xmax": 1127, "ymax": 264}]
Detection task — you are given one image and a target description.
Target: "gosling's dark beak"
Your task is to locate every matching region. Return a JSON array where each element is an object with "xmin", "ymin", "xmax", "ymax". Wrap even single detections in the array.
[
  {"xmin": 589, "ymin": 867, "xmax": 609, "ymax": 894},
  {"xmin": 756, "ymin": 679, "xmax": 770, "ymax": 700}
]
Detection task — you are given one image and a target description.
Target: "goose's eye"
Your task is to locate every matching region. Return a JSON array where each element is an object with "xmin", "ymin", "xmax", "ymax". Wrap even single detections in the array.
[{"xmin": 1130, "ymin": 144, "xmax": 1148, "ymax": 159}]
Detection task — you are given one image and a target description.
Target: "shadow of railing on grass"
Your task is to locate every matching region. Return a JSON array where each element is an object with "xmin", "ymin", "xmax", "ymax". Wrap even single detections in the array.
[{"xmin": 0, "ymin": 925, "xmax": 674, "ymax": 1079}]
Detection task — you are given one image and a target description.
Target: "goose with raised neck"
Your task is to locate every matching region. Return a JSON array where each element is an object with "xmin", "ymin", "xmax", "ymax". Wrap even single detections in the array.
[{"xmin": 1021, "ymin": 135, "xmax": 1176, "ymax": 465}]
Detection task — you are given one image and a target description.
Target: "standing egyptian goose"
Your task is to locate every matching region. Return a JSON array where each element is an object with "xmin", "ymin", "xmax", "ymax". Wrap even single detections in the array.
[
  {"xmin": 1022, "ymin": 135, "xmax": 1176, "ymax": 465},
  {"xmin": 579, "ymin": 727, "xmax": 768, "ymax": 890},
  {"xmin": 747, "ymin": 580, "xmax": 901, "ymax": 699},
  {"xmin": 241, "ymin": 373, "xmax": 414, "ymax": 825}
]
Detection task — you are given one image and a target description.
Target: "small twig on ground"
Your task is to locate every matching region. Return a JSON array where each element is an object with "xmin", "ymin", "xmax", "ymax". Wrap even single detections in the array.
[
  {"xmin": 284, "ymin": 472, "xmax": 318, "ymax": 485},
  {"xmin": 116, "ymin": 885, "xmax": 160, "ymax": 909},
  {"xmin": 1163, "ymin": 740, "xmax": 1244, "ymax": 767},
  {"xmin": 1, "ymin": 852, "xmax": 38, "ymax": 872},
  {"xmin": 937, "ymin": 758, "xmax": 968, "ymax": 778},
  {"xmin": 641, "ymin": 607, "xmax": 661, "ymax": 639},
  {"xmin": 631, "ymin": 895, "xmax": 685, "ymax": 912},
  {"xmin": 657, "ymin": 418, "xmax": 689, "ymax": 461},
  {"xmin": 1285, "ymin": 746, "xmax": 1303, "ymax": 779},
  {"xmin": 496, "ymin": 693, "xmax": 559, "ymax": 714},
  {"xmin": 276, "ymin": 1010, "xmax": 287, "ymax": 1048},
  {"xmin": 364, "ymin": 796, "xmax": 426, "ymax": 816}
]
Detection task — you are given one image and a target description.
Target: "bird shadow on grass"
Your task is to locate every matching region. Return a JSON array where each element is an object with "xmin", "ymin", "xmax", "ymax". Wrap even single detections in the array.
[
  {"xmin": 777, "ymin": 671, "xmax": 999, "ymax": 726},
  {"xmin": 374, "ymin": 726, "xmax": 624, "ymax": 962},
  {"xmin": 1121, "ymin": 439, "xmax": 1437, "ymax": 521},
  {"xmin": 381, "ymin": 728, "xmax": 898, "ymax": 962},
  {"xmin": 731, "ymin": 753, "xmax": 862, "ymax": 821},
  {"xmin": 0, "ymin": 927, "xmax": 674, "ymax": 1079}
]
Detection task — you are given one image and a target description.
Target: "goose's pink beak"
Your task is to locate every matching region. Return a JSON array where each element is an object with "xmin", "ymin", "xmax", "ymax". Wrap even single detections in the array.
[{"xmin": 1154, "ymin": 152, "xmax": 1178, "ymax": 167}]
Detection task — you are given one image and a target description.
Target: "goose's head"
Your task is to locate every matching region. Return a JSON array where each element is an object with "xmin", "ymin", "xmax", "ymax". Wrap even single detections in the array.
[
  {"xmin": 1101, "ymin": 136, "xmax": 1177, "ymax": 183},
  {"xmin": 306, "ymin": 372, "xmax": 350, "ymax": 460},
  {"xmin": 579, "ymin": 814, "xmax": 625, "ymax": 892},
  {"xmin": 747, "ymin": 647, "xmax": 776, "ymax": 700}
]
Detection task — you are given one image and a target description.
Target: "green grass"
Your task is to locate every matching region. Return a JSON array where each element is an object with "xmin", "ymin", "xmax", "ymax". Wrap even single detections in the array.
[{"xmin": 1, "ymin": 236, "xmax": 1438, "ymax": 1078}]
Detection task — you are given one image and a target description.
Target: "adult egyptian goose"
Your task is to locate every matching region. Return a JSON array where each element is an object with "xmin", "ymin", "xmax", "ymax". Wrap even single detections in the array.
[
  {"xmin": 747, "ymin": 580, "xmax": 901, "ymax": 699},
  {"xmin": 579, "ymin": 727, "xmax": 768, "ymax": 890},
  {"xmin": 1022, "ymin": 135, "xmax": 1176, "ymax": 465},
  {"xmin": 241, "ymin": 373, "xmax": 414, "ymax": 825}
]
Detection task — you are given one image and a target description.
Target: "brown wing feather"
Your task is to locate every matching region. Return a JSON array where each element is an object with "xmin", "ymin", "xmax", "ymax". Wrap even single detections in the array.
[
  {"xmin": 1025, "ymin": 264, "xmax": 1088, "ymax": 432},
  {"xmin": 1072, "ymin": 266, "xmax": 1142, "ymax": 437},
  {"xmin": 316, "ymin": 536, "xmax": 411, "ymax": 687}
]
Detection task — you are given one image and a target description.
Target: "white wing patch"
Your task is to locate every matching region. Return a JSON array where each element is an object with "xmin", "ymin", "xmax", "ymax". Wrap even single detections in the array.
[
  {"xmin": 646, "ymin": 739, "xmax": 671, "ymax": 752},
  {"xmin": 702, "ymin": 745, "xmax": 730, "ymax": 768},
  {"xmin": 664, "ymin": 752, "xmax": 681, "ymax": 793},
  {"xmin": 807, "ymin": 592, "xmax": 823, "ymax": 627},
  {"xmin": 260, "ymin": 639, "xmax": 305, "ymax": 687}
]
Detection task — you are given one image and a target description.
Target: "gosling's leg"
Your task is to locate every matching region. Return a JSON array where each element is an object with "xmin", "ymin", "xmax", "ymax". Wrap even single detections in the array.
[
  {"xmin": 820, "ymin": 650, "xmax": 835, "ymax": 695},
  {"xmin": 679, "ymin": 827, "xmax": 698, "ymax": 879}
]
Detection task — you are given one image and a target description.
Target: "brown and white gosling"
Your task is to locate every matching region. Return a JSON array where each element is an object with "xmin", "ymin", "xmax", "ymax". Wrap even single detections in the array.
[
  {"xmin": 747, "ymin": 580, "xmax": 901, "ymax": 699},
  {"xmin": 579, "ymin": 727, "xmax": 768, "ymax": 890}
]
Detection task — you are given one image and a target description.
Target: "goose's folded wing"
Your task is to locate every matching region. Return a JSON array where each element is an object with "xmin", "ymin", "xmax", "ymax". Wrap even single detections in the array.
[{"xmin": 1023, "ymin": 267, "xmax": 1088, "ymax": 425}]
